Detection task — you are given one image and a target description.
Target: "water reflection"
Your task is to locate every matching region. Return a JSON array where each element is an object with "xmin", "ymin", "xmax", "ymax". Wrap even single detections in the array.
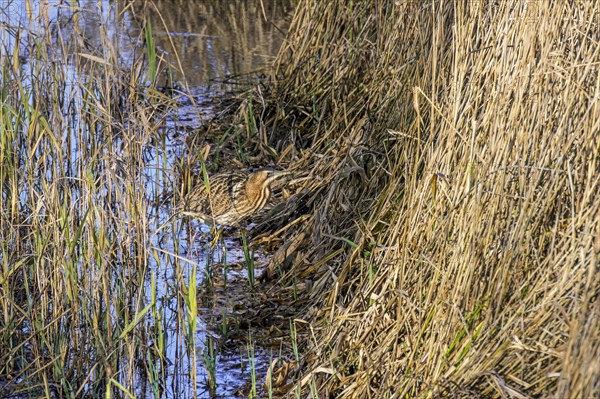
[
  {"xmin": 2, "ymin": 0, "xmax": 294, "ymax": 87},
  {"xmin": 129, "ymin": 0, "xmax": 296, "ymax": 88}
]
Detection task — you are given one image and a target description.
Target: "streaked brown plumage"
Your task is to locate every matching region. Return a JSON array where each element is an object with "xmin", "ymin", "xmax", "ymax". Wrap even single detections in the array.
[{"xmin": 180, "ymin": 170, "xmax": 288, "ymax": 227}]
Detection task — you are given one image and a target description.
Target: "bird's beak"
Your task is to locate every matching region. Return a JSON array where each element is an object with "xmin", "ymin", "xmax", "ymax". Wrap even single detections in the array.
[
  {"xmin": 268, "ymin": 170, "xmax": 291, "ymax": 177},
  {"xmin": 267, "ymin": 170, "xmax": 290, "ymax": 181},
  {"xmin": 264, "ymin": 170, "xmax": 291, "ymax": 188}
]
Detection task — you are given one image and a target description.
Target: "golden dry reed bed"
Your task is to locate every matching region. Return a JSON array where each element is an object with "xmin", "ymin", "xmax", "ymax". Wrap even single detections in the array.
[
  {"xmin": 0, "ymin": 0, "xmax": 598, "ymax": 398},
  {"xmin": 256, "ymin": 0, "xmax": 600, "ymax": 397}
]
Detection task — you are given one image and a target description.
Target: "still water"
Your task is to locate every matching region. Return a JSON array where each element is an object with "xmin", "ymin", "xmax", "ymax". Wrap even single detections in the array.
[{"xmin": 0, "ymin": 0, "xmax": 295, "ymax": 397}]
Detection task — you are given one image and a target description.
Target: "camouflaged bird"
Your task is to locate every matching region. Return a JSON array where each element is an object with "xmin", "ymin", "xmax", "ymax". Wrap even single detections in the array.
[{"xmin": 180, "ymin": 170, "xmax": 289, "ymax": 227}]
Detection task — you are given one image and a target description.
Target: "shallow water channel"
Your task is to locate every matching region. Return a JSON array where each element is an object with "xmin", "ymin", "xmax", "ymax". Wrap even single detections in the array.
[{"xmin": 1, "ymin": 1, "xmax": 296, "ymax": 397}]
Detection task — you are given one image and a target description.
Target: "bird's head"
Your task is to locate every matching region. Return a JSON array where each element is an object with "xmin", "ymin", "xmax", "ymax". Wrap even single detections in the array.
[{"xmin": 246, "ymin": 170, "xmax": 290, "ymax": 197}]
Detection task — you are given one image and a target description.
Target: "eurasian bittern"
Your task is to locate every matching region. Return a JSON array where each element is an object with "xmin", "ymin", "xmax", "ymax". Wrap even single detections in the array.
[{"xmin": 180, "ymin": 169, "xmax": 289, "ymax": 227}]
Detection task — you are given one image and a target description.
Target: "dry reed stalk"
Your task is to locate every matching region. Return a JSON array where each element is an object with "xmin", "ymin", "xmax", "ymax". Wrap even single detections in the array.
[{"xmin": 249, "ymin": 0, "xmax": 600, "ymax": 397}]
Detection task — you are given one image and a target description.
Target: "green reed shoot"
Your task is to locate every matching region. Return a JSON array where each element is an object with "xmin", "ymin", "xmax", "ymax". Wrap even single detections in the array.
[
  {"xmin": 221, "ymin": 241, "xmax": 228, "ymax": 290},
  {"xmin": 221, "ymin": 308, "xmax": 228, "ymax": 342},
  {"xmin": 201, "ymin": 335, "xmax": 217, "ymax": 394},
  {"xmin": 106, "ymin": 379, "xmax": 136, "ymax": 399},
  {"xmin": 145, "ymin": 19, "xmax": 157, "ymax": 84},
  {"xmin": 185, "ymin": 265, "xmax": 198, "ymax": 391},
  {"xmin": 241, "ymin": 230, "xmax": 255, "ymax": 289},
  {"xmin": 247, "ymin": 333, "xmax": 257, "ymax": 398},
  {"xmin": 244, "ymin": 95, "xmax": 257, "ymax": 138},
  {"xmin": 309, "ymin": 380, "xmax": 319, "ymax": 398},
  {"xmin": 290, "ymin": 319, "xmax": 299, "ymax": 362}
]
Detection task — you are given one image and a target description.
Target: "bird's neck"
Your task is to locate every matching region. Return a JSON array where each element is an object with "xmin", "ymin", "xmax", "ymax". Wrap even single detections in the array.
[{"xmin": 247, "ymin": 185, "xmax": 269, "ymax": 208}]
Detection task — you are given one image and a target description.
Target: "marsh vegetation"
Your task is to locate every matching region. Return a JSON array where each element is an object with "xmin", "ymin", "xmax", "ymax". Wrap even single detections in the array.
[
  {"xmin": 0, "ymin": 1, "xmax": 295, "ymax": 397},
  {"xmin": 1, "ymin": 0, "xmax": 599, "ymax": 398},
  {"xmin": 257, "ymin": 1, "xmax": 599, "ymax": 397}
]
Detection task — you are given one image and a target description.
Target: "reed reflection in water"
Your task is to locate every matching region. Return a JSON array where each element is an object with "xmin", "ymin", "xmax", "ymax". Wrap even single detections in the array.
[{"xmin": 128, "ymin": 0, "xmax": 296, "ymax": 87}]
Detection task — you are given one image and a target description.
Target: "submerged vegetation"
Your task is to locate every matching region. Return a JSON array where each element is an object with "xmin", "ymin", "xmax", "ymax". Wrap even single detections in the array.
[{"xmin": 0, "ymin": 0, "xmax": 598, "ymax": 398}]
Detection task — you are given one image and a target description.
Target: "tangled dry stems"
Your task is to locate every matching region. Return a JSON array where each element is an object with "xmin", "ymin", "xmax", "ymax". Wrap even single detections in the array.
[
  {"xmin": 239, "ymin": 0, "xmax": 600, "ymax": 397},
  {"xmin": 1, "ymin": 0, "xmax": 597, "ymax": 397}
]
